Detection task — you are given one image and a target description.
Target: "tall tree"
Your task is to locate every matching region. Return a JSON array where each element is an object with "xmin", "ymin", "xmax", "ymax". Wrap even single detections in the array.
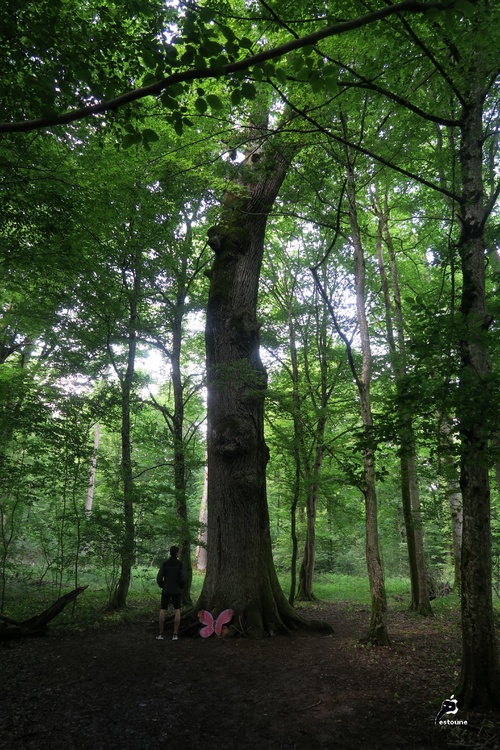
[
  {"xmin": 105, "ymin": 236, "xmax": 142, "ymax": 611},
  {"xmin": 372, "ymin": 187, "xmax": 433, "ymax": 616},
  {"xmin": 198, "ymin": 103, "xmax": 329, "ymax": 635},
  {"xmin": 329, "ymin": 123, "xmax": 389, "ymax": 645}
]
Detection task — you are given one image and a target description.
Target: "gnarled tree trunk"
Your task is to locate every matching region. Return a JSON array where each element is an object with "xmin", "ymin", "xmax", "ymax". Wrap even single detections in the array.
[{"xmin": 197, "ymin": 117, "xmax": 330, "ymax": 637}]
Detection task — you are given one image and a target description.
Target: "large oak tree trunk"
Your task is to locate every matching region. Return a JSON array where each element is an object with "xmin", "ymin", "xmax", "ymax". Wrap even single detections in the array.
[{"xmin": 197, "ymin": 124, "xmax": 330, "ymax": 637}]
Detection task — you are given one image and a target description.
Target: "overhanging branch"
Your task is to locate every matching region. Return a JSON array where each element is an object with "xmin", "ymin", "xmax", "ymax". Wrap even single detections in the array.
[{"xmin": 0, "ymin": 1, "xmax": 454, "ymax": 134}]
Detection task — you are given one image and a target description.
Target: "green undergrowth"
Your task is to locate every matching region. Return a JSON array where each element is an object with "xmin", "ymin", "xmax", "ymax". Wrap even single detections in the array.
[
  {"xmin": 286, "ymin": 573, "xmax": 412, "ymax": 607},
  {"xmin": 2, "ymin": 568, "xmax": 498, "ymax": 635}
]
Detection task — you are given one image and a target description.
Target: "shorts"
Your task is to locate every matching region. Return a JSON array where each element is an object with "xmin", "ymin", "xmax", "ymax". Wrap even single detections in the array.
[{"xmin": 161, "ymin": 592, "xmax": 181, "ymax": 610}]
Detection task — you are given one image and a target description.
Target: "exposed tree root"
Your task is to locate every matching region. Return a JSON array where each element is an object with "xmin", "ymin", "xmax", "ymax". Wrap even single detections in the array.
[{"xmin": 178, "ymin": 600, "xmax": 333, "ymax": 639}]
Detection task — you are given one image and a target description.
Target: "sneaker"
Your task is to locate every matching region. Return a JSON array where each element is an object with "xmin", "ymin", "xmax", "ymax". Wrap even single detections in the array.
[
  {"xmin": 156, "ymin": 634, "xmax": 164, "ymax": 640},
  {"xmin": 172, "ymin": 633, "xmax": 178, "ymax": 641}
]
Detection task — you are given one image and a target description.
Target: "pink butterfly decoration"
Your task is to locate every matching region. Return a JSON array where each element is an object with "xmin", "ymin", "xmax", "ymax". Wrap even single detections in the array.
[{"xmin": 198, "ymin": 609, "xmax": 233, "ymax": 638}]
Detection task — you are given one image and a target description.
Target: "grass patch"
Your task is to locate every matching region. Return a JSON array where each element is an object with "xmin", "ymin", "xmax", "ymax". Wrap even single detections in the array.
[{"xmin": 279, "ymin": 573, "xmax": 412, "ymax": 605}]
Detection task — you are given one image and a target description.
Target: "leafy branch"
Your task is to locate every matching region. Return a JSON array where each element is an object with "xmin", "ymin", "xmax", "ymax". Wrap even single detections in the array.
[{"xmin": 0, "ymin": 1, "xmax": 457, "ymax": 134}]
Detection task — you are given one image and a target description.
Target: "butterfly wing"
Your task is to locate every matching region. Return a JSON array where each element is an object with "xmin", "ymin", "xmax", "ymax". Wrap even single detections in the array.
[
  {"xmin": 198, "ymin": 610, "xmax": 215, "ymax": 638},
  {"xmin": 214, "ymin": 608, "xmax": 234, "ymax": 636}
]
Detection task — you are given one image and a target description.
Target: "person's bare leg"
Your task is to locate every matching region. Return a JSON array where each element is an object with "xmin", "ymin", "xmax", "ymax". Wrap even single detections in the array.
[
  {"xmin": 173, "ymin": 608, "xmax": 180, "ymax": 636},
  {"xmin": 158, "ymin": 608, "xmax": 165, "ymax": 637}
]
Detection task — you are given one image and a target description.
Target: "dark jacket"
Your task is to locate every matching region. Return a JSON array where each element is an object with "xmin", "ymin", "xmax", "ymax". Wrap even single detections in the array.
[{"xmin": 157, "ymin": 555, "xmax": 187, "ymax": 594}]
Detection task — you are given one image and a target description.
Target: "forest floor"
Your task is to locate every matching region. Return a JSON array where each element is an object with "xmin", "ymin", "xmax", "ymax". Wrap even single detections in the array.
[{"xmin": 1, "ymin": 600, "xmax": 499, "ymax": 750}]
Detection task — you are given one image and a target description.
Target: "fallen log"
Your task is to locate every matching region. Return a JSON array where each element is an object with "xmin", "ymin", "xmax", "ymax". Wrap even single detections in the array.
[{"xmin": 0, "ymin": 585, "xmax": 88, "ymax": 640}]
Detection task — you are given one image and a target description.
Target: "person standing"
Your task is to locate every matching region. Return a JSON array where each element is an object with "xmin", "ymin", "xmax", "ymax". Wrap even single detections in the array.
[{"xmin": 156, "ymin": 545, "xmax": 187, "ymax": 640}]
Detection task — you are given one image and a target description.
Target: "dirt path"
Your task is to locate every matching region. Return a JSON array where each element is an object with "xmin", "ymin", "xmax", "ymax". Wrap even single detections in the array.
[{"xmin": 0, "ymin": 603, "xmax": 494, "ymax": 749}]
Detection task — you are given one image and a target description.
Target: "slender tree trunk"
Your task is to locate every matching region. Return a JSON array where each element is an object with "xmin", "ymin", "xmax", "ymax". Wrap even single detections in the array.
[
  {"xmin": 198, "ymin": 116, "xmax": 331, "ymax": 637},
  {"xmin": 455, "ymin": 80, "xmax": 500, "ymax": 709},
  {"xmin": 171, "ymin": 257, "xmax": 193, "ymax": 603},
  {"xmin": 408, "ymin": 453, "xmax": 432, "ymax": 614},
  {"xmin": 109, "ymin": 340, "xmax": 136, "ymax": 610},
  {"xmin": 399, "ymin": 454, "xmax": 420, "ymax": 607},
  {"xmin": 297, "ymin": 455, "xmax": 323, "ymax": 601},
  {"xmin": 287, "ymin": 297, "xmax": 301, "ymax": 606},
  {"xmin": 297, "ymin": 479, "xmax": 318, "ymax": 602},
  {"xmin": 449, "ymin": 482, "xmax": 463, "ymax": 591},
  {"xmin": 196, "ymin": 464, "xmax": 208, "ymax": 572},
  {"xmin": 374, "ymin": 195, "xmax": 432, "ymax": 615},
  {"xmin": 439, "ymin": 415, "xmax": 462, "ymax": 590},
  {"xmin": 297, "ymin": 302, "xmax": 330, "ymax": 602},
  {"xmin": 289, "ymin": 455, "xmax": 300, "ymax": 606},
  {"xmin": 107, "ymin": 253, "xmax": 140, "ymax": 611},
  {"xmin": 344, "ymin": 144, "xmax": 389, "ymax": 645},
  {"xmin": 85, "ymin": 422, "xmax": 100, "ymax": 515},
  {"xmin": 297, "ymin": 432, "xmax": 325, "ymax": 601},
  {"xmin": 384, "ymin": 214, "xmax": 431, "ymax": 613}
]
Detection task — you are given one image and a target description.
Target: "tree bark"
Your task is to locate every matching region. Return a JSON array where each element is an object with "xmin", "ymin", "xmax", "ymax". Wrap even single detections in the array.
[
  {"xmin": 196, "ymin": 464, "xmax": 208, "ymax": 572},
  {"xmin": 198, "ymin": 116, "xmax": 331, "ymax": 637},
  {"xmin": 455, "ymin": 75, "xmax": 500, "ymax": 709}
]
